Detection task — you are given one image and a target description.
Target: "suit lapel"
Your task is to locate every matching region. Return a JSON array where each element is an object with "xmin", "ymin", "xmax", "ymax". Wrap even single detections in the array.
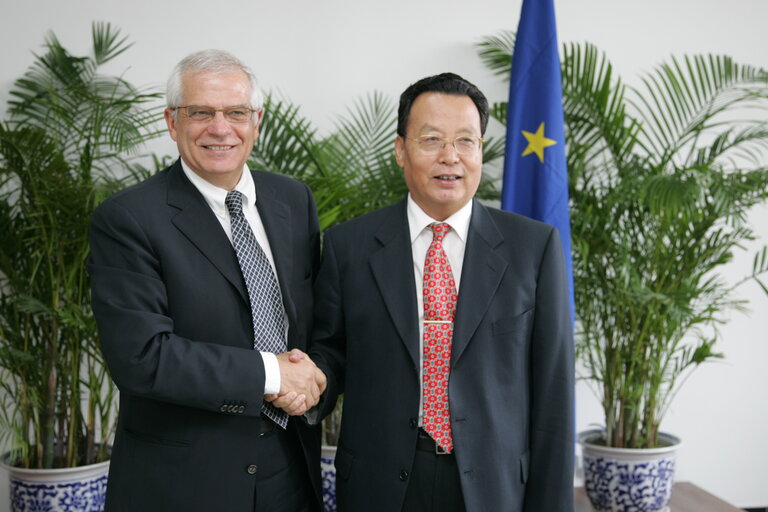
[
  {"xmin": 369, "ymin": 202, "xmax": 420, "ymax": 368},
  {"xmin": 252, "ymin": 172, "xmax": 298, "ymax": 329},
  {"xmin": 166, "ymin": 161, "xmax": 249, "ymax": 304},
  {"xmin": 452, "ymin": 202, "xmax": 507, "ymax": 364}
]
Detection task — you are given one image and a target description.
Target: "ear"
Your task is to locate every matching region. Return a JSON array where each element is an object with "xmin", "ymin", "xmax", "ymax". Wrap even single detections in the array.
[
  {"xmin": 164, "ymin": 108, "xmax": 179, "ymax": 142},
  {"xmin": 394, "ymin": 136, "xmax": 406, "ymax": 168},
  {"xmin": 252, "ymin": 108, "xmax": 264, "ymax": 140}
]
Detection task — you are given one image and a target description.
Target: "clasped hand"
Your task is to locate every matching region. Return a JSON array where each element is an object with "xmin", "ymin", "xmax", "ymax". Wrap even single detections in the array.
[{"xmin": 264, "ymin": 349, "xmax": 326, "ymax": 416}]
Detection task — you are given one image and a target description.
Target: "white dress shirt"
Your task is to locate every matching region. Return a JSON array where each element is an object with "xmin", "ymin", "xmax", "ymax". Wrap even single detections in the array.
[
  {"xmin": 406, "ymin": 194, "xmax": 473, "ymax": 423},
  {"xmin": 181, "ymin": 160, "xmax": 282, "ymax": 394}
]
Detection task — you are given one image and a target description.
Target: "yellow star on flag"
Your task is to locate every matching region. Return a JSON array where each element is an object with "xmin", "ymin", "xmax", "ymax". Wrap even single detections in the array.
[{"xmin": 521, "ymin": 122, "xmax": 557, "ymax": 163}]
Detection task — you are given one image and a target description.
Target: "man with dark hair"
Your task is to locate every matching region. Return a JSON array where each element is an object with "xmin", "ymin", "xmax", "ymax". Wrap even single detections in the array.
[
  {"xmin": 303, "ymin": 72, "xmax": 574, "ymax": 511},
  {"xmin": 395, "ymin": 72, "xmax": 490, "ymax": 139},
  {"xmin": 89, "ymin": 49, "xmax": 324, "ymax": 511}
]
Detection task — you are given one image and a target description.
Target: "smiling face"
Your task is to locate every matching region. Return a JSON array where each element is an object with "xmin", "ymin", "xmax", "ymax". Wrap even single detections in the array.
[
  {"xmin": 164, "ymin": 70, "xmax": 262, "ymax": 190},
  {"xmin": 395, "ymin": 92, "xmax": 483, "ymax": 221}
]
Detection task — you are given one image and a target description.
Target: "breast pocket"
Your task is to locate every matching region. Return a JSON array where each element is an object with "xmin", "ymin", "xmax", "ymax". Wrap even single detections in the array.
[{"xmin": 492, "ymin": 307, "xmax": 533, "ymax": 338}]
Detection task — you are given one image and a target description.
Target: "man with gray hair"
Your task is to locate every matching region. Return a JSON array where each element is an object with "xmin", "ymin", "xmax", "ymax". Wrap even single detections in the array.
[{"xmin": 89, "ymin": 49, "xmax": 324, "ymax": 511}]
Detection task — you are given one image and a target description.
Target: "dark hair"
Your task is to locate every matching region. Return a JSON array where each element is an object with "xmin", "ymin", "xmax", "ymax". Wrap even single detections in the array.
[{"xmin": 397, "ymin": 72, "xmax": 489, "ymax": 137}]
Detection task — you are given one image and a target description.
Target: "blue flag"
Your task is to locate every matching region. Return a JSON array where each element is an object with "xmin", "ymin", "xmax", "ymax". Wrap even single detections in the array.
[{"xmin": 502, "ymin": 0, "xmax": 574, "ymax": 321}]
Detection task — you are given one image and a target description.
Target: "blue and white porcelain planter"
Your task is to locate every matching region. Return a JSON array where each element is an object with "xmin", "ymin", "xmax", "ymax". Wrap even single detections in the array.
[
  {"xmin": 320, "ymin": 445, "xmax": 337, "ymax": 512},
  {"xmin": 2, "ymin": 456, "xmax": 109, "ymax": 512},
  {"xmin": 579, "ymin": 429, "xmax": 681, "ymax": 512}
]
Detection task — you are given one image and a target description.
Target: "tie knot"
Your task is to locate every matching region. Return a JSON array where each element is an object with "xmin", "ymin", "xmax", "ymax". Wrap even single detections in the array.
[
  {"xmin": 225, "ymin": 190, "xmax": 244, "ymax": 216},
  {"xmin": 430, "ymin": 222, "xmax": 451, "ymax": 241}
]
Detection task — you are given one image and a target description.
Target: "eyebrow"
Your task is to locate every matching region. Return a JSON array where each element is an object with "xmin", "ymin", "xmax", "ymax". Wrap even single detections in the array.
[
  {"xmin": 185, "ymin": 104, "xmax": 253, "ymax": 109},
  {"xmin": 416, "ymin": 123, "xmax": 478, "ymax": 135}
]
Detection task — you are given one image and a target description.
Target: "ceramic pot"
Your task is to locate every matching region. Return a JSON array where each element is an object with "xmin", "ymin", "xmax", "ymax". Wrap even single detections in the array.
[
  {"xmin": 579, "ymin": 429, "xmax": 681, "ymax": 512},
  {"xmin": 320, "ymin": 445, "xmax": 337, "ymax": 512},
  {"xmin": 2, "ymin": 455, "xmax": 109, "ymax": 512}
]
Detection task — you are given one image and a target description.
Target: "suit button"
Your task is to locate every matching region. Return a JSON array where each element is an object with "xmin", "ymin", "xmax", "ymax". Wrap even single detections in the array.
[
  {"xmin": 399, "ymin": 470, "xmax": 409, "ymax": 481},
  {"xmin": 246, "ymin": 465, "xmax": 258, "ymax": 475},
  {"xmin": 409, "ymin": 418, "xmax": 418, "ymax": 429}
]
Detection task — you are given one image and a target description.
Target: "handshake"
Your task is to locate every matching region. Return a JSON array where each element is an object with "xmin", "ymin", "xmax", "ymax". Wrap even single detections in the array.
[{"xmin": 265, "ymin": 349, "xmax": 327, "ymax": 416}]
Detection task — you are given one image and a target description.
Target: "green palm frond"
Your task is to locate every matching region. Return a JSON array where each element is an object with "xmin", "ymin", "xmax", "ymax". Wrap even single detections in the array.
[
  {"xmin": 750, "ymin": 247, "xmax": 768, "ymax": 295},
  {"xmin": 321, "ymin": 92, "xmax": 406, "ymax": 220},
  {"xmin": 7, "ymin": 22, "xmax": 163, "ymax": 178},
  {"xmin": 474, "ymin": 32, "xmax": 515, "ymax": 126},
  {"xmin": 475, "ymin": 30, "xmax": 516, "ymax": 78},
  {"xmin": 325, "ymin": 91, "xmax": 396, "ymax": 181},
  {"xmin": 561, "ymin": 43, "xmax": 640, "ymax": 176},
  {"xmin": 630, "ymin": 54, "xmax": 768, "ymax": 168},
  {"xmin": 489, "ymin": 101, "xmax": 507, "ymax": 125},
  {"xmin": 691, "ymin": 125, "xmax": 768, "ymax": 168},
  {"xmin": 251, "ymin": 94, "xmax": 325, "ymax": 178},
  {"xmin": 91, "ymin": 21, "xmax": 133, "ymax": 65},
  {"xmin": 639, "ymin": 171, "xmax": 707, "ymax": 221},
  {"xmin": 481, "ymin": 136, "xmax": 506, "ymax": 165}
]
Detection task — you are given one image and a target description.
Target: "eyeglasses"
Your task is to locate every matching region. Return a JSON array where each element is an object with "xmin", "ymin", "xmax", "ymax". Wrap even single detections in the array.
[
  {"xmin": 174, "ymin": 105, "xmax": 257, "ymax": 123},
  {"xmin": 405, "ymin": 135, "xmax": 484, "ymax": 155}
]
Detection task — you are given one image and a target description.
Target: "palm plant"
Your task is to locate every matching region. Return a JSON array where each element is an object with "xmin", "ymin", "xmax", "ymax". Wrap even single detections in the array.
[
  {"xmin": 477, "ymin": 32, "xmax": 768, "ymax": 448},
  {"xmin": 0, "ymin": 22, "xmax": 162, "ymax": 468}
]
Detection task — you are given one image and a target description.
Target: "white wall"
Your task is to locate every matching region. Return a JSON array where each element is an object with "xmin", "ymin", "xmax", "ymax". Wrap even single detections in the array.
[{"xmin": 1, "ymin": 0, "xmax": 766, "ymax": 508}]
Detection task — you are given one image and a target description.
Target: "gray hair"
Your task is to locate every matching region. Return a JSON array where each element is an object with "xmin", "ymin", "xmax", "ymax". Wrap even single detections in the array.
[{"xmin": 166, "ymin": 49, "xmax": 264, "ymax": 120}]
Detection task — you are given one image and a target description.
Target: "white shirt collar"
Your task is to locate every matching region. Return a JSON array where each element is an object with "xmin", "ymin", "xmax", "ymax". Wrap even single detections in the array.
[
  {"xmin": 180, "ymin": 159, "xmax": 257, "ymax": 216},
  {"xmin": 406, "ymin": 194, "xmax": 473, "ymax": 243}
]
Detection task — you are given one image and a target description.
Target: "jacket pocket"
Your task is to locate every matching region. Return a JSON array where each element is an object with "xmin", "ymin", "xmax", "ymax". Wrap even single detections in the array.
[
  {"xmin": 124, "ymin": 427, "xmax": 192, "ymax": 448},
  {"xmin": 123, "ymin": 396, "xmax": 191, "ymax": 446}
]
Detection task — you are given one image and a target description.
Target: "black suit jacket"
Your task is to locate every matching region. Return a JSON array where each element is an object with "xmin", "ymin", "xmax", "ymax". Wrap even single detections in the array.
[
  {"xmin": 311, "ymin": 200, "xmax": 574, "ymax": 512},
  {"xmin": 88, "ymin": 161, "xmax": 321, "ymax": 511}
]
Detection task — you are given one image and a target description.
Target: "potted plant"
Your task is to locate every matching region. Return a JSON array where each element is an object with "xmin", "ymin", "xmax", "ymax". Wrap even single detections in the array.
[
  {"xmin": 477, "ymin": 33, "xmax": 768, "ymax": 511},
  {"xmin": 0, "ymin": 23, "xmax": 161, "ymax": 511}
]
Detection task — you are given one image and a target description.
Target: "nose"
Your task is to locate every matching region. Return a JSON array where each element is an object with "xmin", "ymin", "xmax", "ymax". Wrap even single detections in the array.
[
  {"xmin": 206, "ymin": 111, "xmax": 233, "ymax": 136},
  {"xmin": 438, "ymin": 140, "xmax": 460, "ymax": 163}
]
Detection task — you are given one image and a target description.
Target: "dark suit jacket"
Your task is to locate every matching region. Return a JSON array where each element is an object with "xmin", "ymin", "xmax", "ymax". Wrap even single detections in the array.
[
  {"xmin": 88, "ymin": 160, "xmax": 321, "ymax": 511},
  {"xmin": 311, "ymin": 199, "xmax": 574, "ymax": 512}
]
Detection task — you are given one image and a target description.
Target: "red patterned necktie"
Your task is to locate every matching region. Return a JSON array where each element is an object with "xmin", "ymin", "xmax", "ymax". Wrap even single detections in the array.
[{"xmin": 421, "ymin": 222, "xmax": 457, "ymax": 453}]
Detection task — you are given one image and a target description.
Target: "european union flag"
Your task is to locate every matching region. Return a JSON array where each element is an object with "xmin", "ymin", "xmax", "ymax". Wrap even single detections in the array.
[{"xmin": 502, "ymin": 0, "xmax": 574, "ymax": 321}]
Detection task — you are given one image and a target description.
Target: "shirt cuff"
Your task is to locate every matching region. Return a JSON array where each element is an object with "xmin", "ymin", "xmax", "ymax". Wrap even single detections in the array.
[{"xmin": 261, "ymin": 352, "xmax": 281, "ymax": 395}]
